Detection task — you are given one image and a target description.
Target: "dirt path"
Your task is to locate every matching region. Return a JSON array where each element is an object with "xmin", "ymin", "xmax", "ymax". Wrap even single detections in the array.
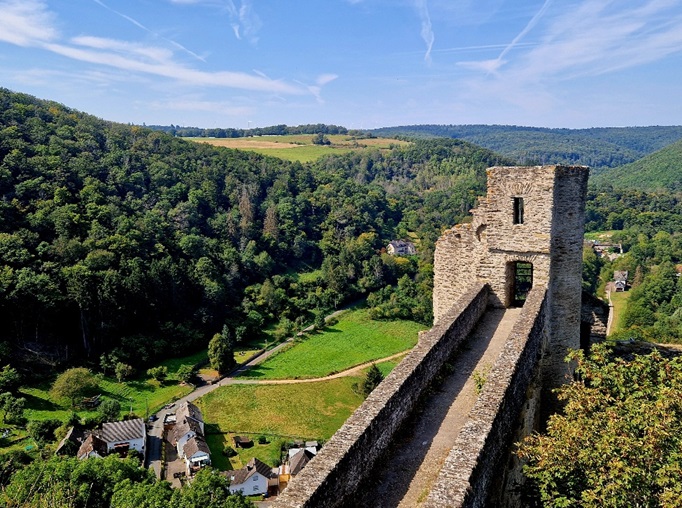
[
  {"xmin": 220, "ymin": 351, "xmax": 408, "ymax": 386},
  {"xmin": 356, "ymin": 307, "xmax": 522, "ymax": 507}
]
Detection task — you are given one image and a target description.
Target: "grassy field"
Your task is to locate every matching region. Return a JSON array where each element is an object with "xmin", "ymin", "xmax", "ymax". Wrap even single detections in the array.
[
  {"xmin": 197, "ymin": 356, "xmax": 402, "ymax": 470},
  {"xmin": 187, "ymin": 135, "xmax": 410, "ymax": 163},
  {"xmin": 242, "ymin": 308, "xmax": 423, "ymax": 380},
  {"xmin": 198, "ymin": 376, "xmax": 364, "ymax": 440},
  {"xmin": 19, "ymin": 349, "xmax": 210, "ymax": 426},
  {"xmin": 584, "ymin": 231, "xmax": 618, "ymax": 242},
  {"xmin": 609, "ymin": 290, "xmax": 631, "ymax": 335},
  {"xmin": 205, "ymin": 433, "xmax": 284, "ymax": 471}
]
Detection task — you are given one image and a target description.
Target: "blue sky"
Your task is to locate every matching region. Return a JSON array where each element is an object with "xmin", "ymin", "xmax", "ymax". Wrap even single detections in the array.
[{"xmin": 1, "ymin": 0, "xmax": 682, "ymax": 129}]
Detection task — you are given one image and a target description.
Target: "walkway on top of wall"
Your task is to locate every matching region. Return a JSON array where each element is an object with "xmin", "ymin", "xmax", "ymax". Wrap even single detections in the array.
[{"xmin": 356, "ymin": 306, "xmax": 523, "ymax": 508}]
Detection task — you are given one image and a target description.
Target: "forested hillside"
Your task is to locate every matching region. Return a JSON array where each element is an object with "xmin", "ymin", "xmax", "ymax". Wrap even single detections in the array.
[
  {"xmin": 0, "ymin": 88, "xmax": 509, "ymax": 374},
  {"xmin": 591, "ymin": 138, "xmax": 682, "ymax": 191},
  {"xmin": 370, "ymin": 124, "xmax": 682, "ymax": 171},
  {"xmin": 584, "ymin": 188, "xmax": 682, "ymax": 343}
]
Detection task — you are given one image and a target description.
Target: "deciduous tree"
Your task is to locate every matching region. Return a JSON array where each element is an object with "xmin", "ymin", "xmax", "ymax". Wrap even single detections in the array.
[
  {"xmin": 50, "ymin": 367, "xmax": 98, "ymax": 407},
  {"xmin": 519, "ymin": 344, "xmax": 682, "ymax": 507}
]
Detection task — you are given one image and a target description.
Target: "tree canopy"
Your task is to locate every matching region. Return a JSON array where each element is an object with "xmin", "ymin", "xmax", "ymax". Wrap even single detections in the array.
[
  {"xmin": 0, "ymin": 88, "xmax": 509, "ymax": 374},
  {"xmin": 519, "ymin": 344, "xmax": 682, "ymax": 507}
]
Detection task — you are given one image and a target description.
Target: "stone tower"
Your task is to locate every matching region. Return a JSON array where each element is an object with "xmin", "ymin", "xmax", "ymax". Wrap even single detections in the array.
[{"xmin": 433, "ymin": 165, "xmax": 589, "ymax": 386}]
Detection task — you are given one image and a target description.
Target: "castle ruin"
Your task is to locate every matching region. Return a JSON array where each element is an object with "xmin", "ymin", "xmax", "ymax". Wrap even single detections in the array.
[
  {"xmin": 275, "ymin": 165, "xmax": 597, "ymax": 508},
  {"xmin": 434, "ymin": 165, "xmax": 589, "ymax": 387}
]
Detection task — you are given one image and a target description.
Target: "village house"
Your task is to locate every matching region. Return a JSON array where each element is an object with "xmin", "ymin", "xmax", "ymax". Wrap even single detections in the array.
[
  {"xmin": 101, "ymin": 418, "xmax": 146, "ymax": 458},
  {"xmin": 288, "ymin": 449, "xmax": 316, "ymax": 477},
  {"xmin": 182, "ymin": 435, "xmax": 212, "ymax": 474},
  {"xmin": 56, "ymin": 425, "xmax": 86, "ymax": 456},
  {"xmin": 228, "ymin": 457, "xmax": 278, "ymax": 497},
  {"xmin": 170, "ymin": 401, "xmax": 211, "ymax": 474},
  {"xmin": 613, "ymin": 270, "xmax": 629, "ymax": 292},
  {"xmin": 387, "ymin": 240, "xmax": 416, "ymax": 256},
  {"xmin": 73, "ymin": 418, "xmax": 146, "ymax": 460},
  {"xmin": 76, "ymin": 433, "xmax": 107, "ymax": 460}
]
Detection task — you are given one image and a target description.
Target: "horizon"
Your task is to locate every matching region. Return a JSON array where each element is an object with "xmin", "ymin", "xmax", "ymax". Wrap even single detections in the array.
[{"xmin": 1, "ymin": 1, "xmax": 682, "ymax": 130}]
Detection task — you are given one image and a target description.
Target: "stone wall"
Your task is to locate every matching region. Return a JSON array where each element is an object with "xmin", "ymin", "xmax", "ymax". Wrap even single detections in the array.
[
  {"xmin": 544, "ymin": 166, "xmax": 589, "ymax": 388},
  {"xmin": 425, "ymin": 285, "xmax": 548, "ymax": 508},
  {"xmin": 581, "ymin": 291, "xmax": 609, "ymax": 346},
  {"xmin": 433, "ymin": 165, "xmax": 588, "ymax": 387},
  {"xmin": 273, "ymin": 283, "xmax": 490, "ymax": 508}
]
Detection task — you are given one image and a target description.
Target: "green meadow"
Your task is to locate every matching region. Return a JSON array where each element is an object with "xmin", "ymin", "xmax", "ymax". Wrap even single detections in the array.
[{"xmin": 242, "ymin": 307, "xmax": 423, "ymax": 380}]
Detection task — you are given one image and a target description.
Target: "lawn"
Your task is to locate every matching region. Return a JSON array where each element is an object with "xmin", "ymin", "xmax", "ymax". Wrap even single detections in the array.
[
  {"xmin": 197, "ymin": 357, "xmax": 402, "ymax": 470},
  {"xmin": 584, "ymin": 230, "xmax": 618, "ymax": 242},
  {"xmin": 609, "ymin": 290, "xmax": 632, "ymax": 335},
  {"xmin": 197, "ymin": 376, "xmax": 364, "ymax": 440},
  {"xmin": 242, "ymin": 308, "xmax": 423, "ymax": 380},
  {"xmin": 205, "ymin": 433, "xmax": 284, "ymax": 470},
  {"xmin": 19, "ymin": 349, "xmax": 210, "ymax": 426}
]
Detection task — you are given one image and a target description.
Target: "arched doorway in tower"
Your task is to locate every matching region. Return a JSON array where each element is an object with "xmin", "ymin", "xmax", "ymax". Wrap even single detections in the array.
[{"xmin": 508, "ymin": 261, "xmax": 533, "ymax": 307}]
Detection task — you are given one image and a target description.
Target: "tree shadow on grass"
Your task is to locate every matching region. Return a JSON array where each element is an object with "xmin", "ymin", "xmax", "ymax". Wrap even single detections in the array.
[
  {"xmin": 22, "ymin": 392, "xmax": 60, "ymax": 412},
  {"xmin": 238, "ymin": 365, "xmax": 273, "ymax": 379}
]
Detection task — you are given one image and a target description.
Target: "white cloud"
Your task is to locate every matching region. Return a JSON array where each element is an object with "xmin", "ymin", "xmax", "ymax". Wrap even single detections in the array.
[
  {"xmin": 457, "ymin": 0, "xmax": 682, "ymax": 115},
  {"xmin": 0, "ymin": 0, "xmax": 310, "ymax": 95},
  {"xmin": 72, "ymin": 36, "xmax": 175, "ymax": 64},
  {"xmin": 94, "ymin": 0, "xmax": 206, "ymax": 62},
  {"xmin": 413, "ymin": 0, "xmax": 435, "ymax": 64},
  {"xmin": 0, "ymin": 0, "xmax": 58, "ymax": 46},
  {"xmin": 316, "ymin": 74, "xmax": 339, "ymax": 86},
  {"xmin": 226, "ymin": 0, "xmax": 261, "ymax": 44}
]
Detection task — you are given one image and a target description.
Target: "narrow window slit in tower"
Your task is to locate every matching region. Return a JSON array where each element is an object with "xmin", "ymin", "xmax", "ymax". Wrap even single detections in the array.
[{"xmin": 513, "ymin": 197, "xmax": 524, "ymax": 224}]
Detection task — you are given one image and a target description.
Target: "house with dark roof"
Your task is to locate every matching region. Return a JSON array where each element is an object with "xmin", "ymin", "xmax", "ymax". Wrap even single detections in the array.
[
  {"xmin": 228, "ymin": 457, "xmax": 277, "ymax": 496},
  {"xmin": 56, "ymin": 425, "xmax": 86, "ymax": 456},
  {"xmin": 288, "ymin": 449, "xmax": 315, "ymax": 477},
  {"xmin": 173, "ymin": 401, "xmax": 205, "ymax": 457},
  {"xmin": 613, "ymin": 270, "xmax": 629, "ymax": 292},
  {"xmin": 101, "ymin": 418, "xmax": 146, "ymax": 458},
  {"xmin": 233, "ymin": 435, "xmax": 253, "ymax": 448},
  {"xmin": 387, "ymin": 240, "xmax": 416, "ymax": 256},
  {"xmin": 168, "ymin": 401, "xmax": 211, "ymax": 475},
  {"xmin": 183, "ymin": 435, "xmax": 211, "ymax": 474},
  {"xmin": 76, "ymin": 433, "xmax": 107, "ymax": 460}
]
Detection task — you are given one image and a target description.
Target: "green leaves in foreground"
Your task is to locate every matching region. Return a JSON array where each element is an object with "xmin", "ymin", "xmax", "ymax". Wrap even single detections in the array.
[{"xmin": 519, "ymin": 344, "xmax": 682, "ymax": 507}]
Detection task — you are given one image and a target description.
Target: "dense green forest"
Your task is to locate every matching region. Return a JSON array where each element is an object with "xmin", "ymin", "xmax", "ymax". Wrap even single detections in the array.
[
  {"xmin": 591, "ymin": 138, "xmax": 682, "ymax": 191},
  {"xmin": 583, "ymin": 187, "xmax": 682, "ymax": 343},
  {"xmin": 370, "ymin": 124, "xmax": 682, "ymax": 171},
  {"xmin": 0, "ymin": 88, "xmax": 509, "ymax": 375}
]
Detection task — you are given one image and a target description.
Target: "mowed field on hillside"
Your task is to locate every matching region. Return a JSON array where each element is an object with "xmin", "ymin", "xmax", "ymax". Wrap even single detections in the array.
[{"xmin": 187, "ymin": 134, "xmax": 410, "ymax": 162}]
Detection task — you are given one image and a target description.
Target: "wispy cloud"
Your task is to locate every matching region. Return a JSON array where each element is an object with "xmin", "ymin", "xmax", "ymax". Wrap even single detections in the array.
[
  {"xmin": 296, "ymin": 74, "xmax": 339, "ymax": 103},
  {"xmin": 94, "ymin": 0, "xmax": 206, "ymax": 62},
  {"xmin": 413, "ymin": 0, "xmax": 435, "ymax": 64},
  {"xmin": 0, "ymin": 0, "xmax": 308, "ymax": 95},
  {"xmin": 457, "ymin": 0, "xmax": 682, "ymax": 114},
  {"xmin": 0, "ymin": 0, "xmax": 58, "ymax": 46},
  {"xmin": 225, "ymin": 0, "xmax": 261, "ymax": 44},
  {"xmin": 463, "ymin": 0, "xmax": 682, "ymax": 80},
  {"xmin": 459, "ymin": 0, "xmax": 552, "ymax": 74}
]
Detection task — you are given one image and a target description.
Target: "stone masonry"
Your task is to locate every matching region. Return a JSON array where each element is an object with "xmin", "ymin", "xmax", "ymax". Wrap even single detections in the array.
[{"xmin": 434, "ymin": 165, "xmax": 589, "ymax": 386}]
